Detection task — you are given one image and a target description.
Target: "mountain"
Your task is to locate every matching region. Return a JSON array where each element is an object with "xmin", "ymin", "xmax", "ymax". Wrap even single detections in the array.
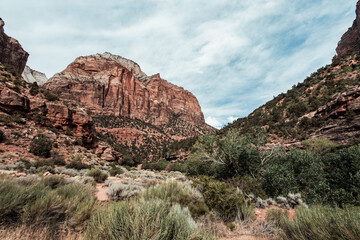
[
  {"xmin": 22, "ymin": 66, "xmax": 48, "ymax": 85},
  {"xmin": 0, "ymin": 18, "xmax": 28, "ymax": 74},
  {"xmin": 224, "ymin": 1, "xmax": 360, "ymax": 146}
]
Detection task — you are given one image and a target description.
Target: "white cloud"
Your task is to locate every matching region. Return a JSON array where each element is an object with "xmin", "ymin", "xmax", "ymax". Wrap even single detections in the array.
[
  {"xmin": 206, "ymin": 116, "xmax": 223, "ymax": 129},
  {"xmin": 0, "ymin": 0, "xmax": 357, "ymax": 129}
]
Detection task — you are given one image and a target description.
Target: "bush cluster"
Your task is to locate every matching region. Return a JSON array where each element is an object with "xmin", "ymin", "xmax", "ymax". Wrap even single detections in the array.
[
  {"xmin": 86, "ymin": 168, "xmax": 108, "ymax": 183},
  {"xmin": 29, "ymin": 134, "xmax": 52, "ymax": 158}
]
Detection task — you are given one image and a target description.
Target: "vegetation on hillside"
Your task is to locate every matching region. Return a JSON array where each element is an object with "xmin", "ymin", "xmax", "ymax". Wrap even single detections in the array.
[{"xmin": 224, "ymin": 53, "xmax": 360, "ymax": 140}]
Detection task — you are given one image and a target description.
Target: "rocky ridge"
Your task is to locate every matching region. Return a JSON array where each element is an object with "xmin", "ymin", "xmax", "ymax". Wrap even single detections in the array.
[
  {"xmin": 334, "ymin": 0, "xmax": 360, "ymax": 61},
  {"xmin": 0, "ymin": 18, "xmax": 28, "ymax": 74}
]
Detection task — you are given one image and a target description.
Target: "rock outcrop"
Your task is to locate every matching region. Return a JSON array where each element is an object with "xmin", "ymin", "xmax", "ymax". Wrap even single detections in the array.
[
  {"xmin": 311, "ymin": 86, "xmax": 360, "ymax": 143},
  {"xmin": 0, "ymin": 18, "xmax": 29, "ymax": 74},
  {"xmin": 44, "ymin": 53, "xmax": 214, "ymax": 135},
  {"xmin": 334, "ymin": 0, "xmax": 360, "ymax": 61},
  {"xmin": 22, "ymin": 66, "xmax": 48, "ymax": 85}
]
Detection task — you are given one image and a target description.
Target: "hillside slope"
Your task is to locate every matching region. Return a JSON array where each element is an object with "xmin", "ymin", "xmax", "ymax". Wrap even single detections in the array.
[{"xmin": 224, "ymin": 2, "xmax": 360, "ymax": 146}]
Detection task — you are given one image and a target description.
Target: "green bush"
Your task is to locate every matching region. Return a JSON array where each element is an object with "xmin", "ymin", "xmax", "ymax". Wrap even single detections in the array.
[
  {"xmin": 142, "ymin": 159, "xmax": 168, "ymax": 171},
  {"xmin": 43, "ymin": 91, "xmax": 59, "ymax": 101},
  {"xmin": 85, "ymin": 199, "xmax": 200, "ymax": 240},
  {"xmin": 265, "ymin": 208, "xmax": 289, "ymax": 225},
  {"xmin": 86, "ymin": 169, "xmax": 108, "ymax": 183},
  {"xmin": 42, "ymin": 175, "xmax": 66, "ymax": 189},
  {"xmin": 109, "ymin": 165, "xmax": 124, "ymax": 176},
  {"xmin": 0, "ymin": 179, "xmax": 95, "ymax": 230},
  {"xmin": 279, "ymin": 206, "xmax": 360, "ymax": 240},
  {"xmin": 29, "ymin": 82, "xmax": 39, "ymax": 96},
  {"xmin": 29, "ymin": 134, "xmax": 52, "ymax": 158},
  {"xmin": 140, "ymin": 181, "xmax": 209, "ymax": 218},
  {"xmin": 66, "ymin": 154, "xmax": 90, "ymax": 170},
  {"xmin": 195, "ymin": 176, "xmax": 249, "ymax": 222},
  {"xmin": 303, "ymin": 137, "xmax": 339, "ymax": 154}
]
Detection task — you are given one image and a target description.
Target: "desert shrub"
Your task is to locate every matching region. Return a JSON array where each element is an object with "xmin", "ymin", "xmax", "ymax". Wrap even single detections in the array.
[
  {"xmin": 29, "ymin": 82, "xmax": 39, "ymax": 96},
  {"xmin": 266, "ymin": 208, "xmax": 289, "ymax": 226},
  {"xmin": 14, "ymin": 175, "xmax": 41, "ymax": 185},
  {"xmin": 85, "ymin": 198, "xmax": 199, "ymax": 240},
  {"xmin": 29, "ymin": 134, "xmax": 52, "ymax": 158},
  {"xmin": 185, "ymin": 159, "xmax": 217, "ymax": 176},
  {"xmin": 109, "ymin": 164, "xmax": 124, "ymax": 176},
  {"xmin": 140, "ymin": 181, "xmax": 209, "ymax": 218},
  {"xmin": 142, "ymin": 159, "xmax": 168, "ymax": 171},
  {"xmin": 58, "ymin": 168, "xmax": 80, "ymax": 177},
  {"xmin": 33, "ymin": 159, "xmax": 54, "ymax": 168},
  {"xmin": 86, "ymin": 168, "xmax": 108, "ymax": 183},
  {"xmin": 66, "ymin": 154, "xmax": 90, "ymax": 170},
  {"xmin": 195, "ymin": 176, "xmax": 249, "ymax": 222},
  {"xmin": 50, "ymin": 151, "xmax": 66, "ymax": 166},
  {"xmin": 42, "ymin": 175, "xmax": 67, "ymax": 189},
  {"xmin": 43, "ymin": 91, "xmax": 59, "ymax": 102},
  {"xmin": 166, "ymin": 162, "xmax": 186, "ymax": 172},
  {"xmin": 81, "ymin": 176, "xmax": 96, "ymax": 187},
  {"xmin": 303, "ymin": 137, "xmax": 339, "ymax": 154},
  {"xmin": 106, "ymin": 181, "xmax": 144, "ymax": 201},
  {"xmin": 279, "ymin": 206, "xmax": 360, "ymax": 240}
]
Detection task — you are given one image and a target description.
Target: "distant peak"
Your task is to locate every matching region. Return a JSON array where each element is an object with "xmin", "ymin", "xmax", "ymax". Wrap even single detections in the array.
[{"xmin": 92, "ymin": 52, "xmax": 147, "ymax": 77}]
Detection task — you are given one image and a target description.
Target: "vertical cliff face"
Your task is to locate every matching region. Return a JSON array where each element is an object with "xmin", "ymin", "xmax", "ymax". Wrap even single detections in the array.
[
  {"xmin": 0, "ymin": 18, "xmax": 29, "ymax": 74},
  {"xmin": 334, "ymin": 0, "xmax": 360, "ymax": 61},
  {"xmin": 44, "ymin": 53, "xmax": 211, "ymax": 131}
]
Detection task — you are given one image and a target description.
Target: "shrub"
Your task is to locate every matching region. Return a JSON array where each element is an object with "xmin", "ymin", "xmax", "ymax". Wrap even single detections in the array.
[
  {"xmin": 66, "ymin": 154, "xmax": 90, "ymax": 170},
  {"xmin": 51, "ymin": 151, "xmax": 66, "ymax": 166},
  {"xmin": 29, "ymin": 134, "xmax": 52, "ymax": 158},
  {"xmin": 29, "ymin": 82, "xmax": 39, "ymax": 96},
  {"xmin": 279, "ymin": 206, "xmax": 360, "ymax": 240},
  {"xmin": 85, "ymin": 199, "xmax": 199, "ymax": 240},
  {"xmin": 106, "ymin": 181, "xmax": 144, "ymax": 201},
  {"xmin": 303, "ymin": 137, "xmax": 339, "ymax": 154},
  {"xmin": 142, "ymin": 159, "xmax": 168, "ymax": 171},
  {"xmin": 265, "ymin": 208, "xmax": 289, "ymax": 225},
  {"xmin": 42, "ymin": 175, "xmax": 67, "ymax": 189},
  {"xmin": 140, "ymin": 181, "xmax": 209, "ymax": 218},
  {"xmin": 86, "ymin": 169, "xmax": 108, "ymax": 183},
  {"xmin": 109, "ymin": 165, "xmax": 124, "ymax": 176},
  {"xmin": 43, "ymin": 91, "xmax": 59, "ymax": 101},
  {"xmin": 195, "ymin": 176, "xmax": 249, "ymax": 222}
]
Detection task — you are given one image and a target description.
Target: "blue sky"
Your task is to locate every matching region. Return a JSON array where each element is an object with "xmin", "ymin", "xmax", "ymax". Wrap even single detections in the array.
[{"xmin": 0, "ymin": 0, "xmax": 357, "ymax": 128}]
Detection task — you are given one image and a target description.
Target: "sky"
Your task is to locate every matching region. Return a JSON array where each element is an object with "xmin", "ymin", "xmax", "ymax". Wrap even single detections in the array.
[{"xmin": 0, "ymin": 0, "xmax": 357, "ymax": 128}]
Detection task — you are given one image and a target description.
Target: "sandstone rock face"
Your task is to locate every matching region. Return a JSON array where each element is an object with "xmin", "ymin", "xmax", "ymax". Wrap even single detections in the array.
[
  {"xmin": 22, "ymin": 66, "xmax": 48, "ymax": 85},
  {"xmin": 44, "ymin": 53, "xmax": 214, "ymax": 134},
  {"xmin": 311, "ymin": 86, "xmax": 360, "ymax": 143},
  {"xmin": 0, "ymin": 18, "xmax": 29, "ymax": 74},
  {"xmin": 334, "ymin": 1, "xmax": 360, "ymax": 61}
]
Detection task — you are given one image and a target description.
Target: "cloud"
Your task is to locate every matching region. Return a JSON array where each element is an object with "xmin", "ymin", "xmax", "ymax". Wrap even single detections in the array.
[
  {"xmin": 206, "ymin": 116, "xmax": 223, "ymax": 129},
  {"xmin": 0, "ymin": 0, "xmax": 357, "ymax": 128}
]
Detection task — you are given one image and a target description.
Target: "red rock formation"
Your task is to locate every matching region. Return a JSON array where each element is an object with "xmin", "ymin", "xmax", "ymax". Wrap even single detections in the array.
[
  {"xmin": 44, "ymin": 53, "xmax": 214, "ymax": 135},
  {"xmin": 334, "ymin": 1, "xmax": 360, "ymax": 61},
  {"xmin": 0, "ymin": 18, "xmax": 29, "ymax": 74}
]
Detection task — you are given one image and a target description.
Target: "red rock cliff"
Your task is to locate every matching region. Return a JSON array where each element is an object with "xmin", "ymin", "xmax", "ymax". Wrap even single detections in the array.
[
  {"xmin": 44, "ymin": 53, "xmax": 209, "ymax": 128},
  {"xmin": 0, "ymin": 18, "xmax": 29, "ymax": 74},
  {"xmin": 334, "ymin": 0, "xmax": 360, "ymax": 61}
]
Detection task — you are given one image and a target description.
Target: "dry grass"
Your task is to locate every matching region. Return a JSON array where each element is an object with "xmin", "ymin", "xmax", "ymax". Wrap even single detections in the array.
[{"xmin": 0, "ymin": 225, "xmax": 80, "ymax": 240}]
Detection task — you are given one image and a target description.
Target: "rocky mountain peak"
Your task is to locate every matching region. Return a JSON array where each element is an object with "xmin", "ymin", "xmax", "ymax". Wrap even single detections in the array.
[
  {"xmin": 334, "ymin": 0, "xmax": 360, "ymax": 61},
  {"xmin": 93, "ymin": 52, "xmax": 147, "ymax": 78},
  {"xmin": 0, "ymin": 18, "xmax": 29, "ymax": 74},
  {"xmin": 22, "ymin": 65, "xmax": 48, "ymax": 85}
]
